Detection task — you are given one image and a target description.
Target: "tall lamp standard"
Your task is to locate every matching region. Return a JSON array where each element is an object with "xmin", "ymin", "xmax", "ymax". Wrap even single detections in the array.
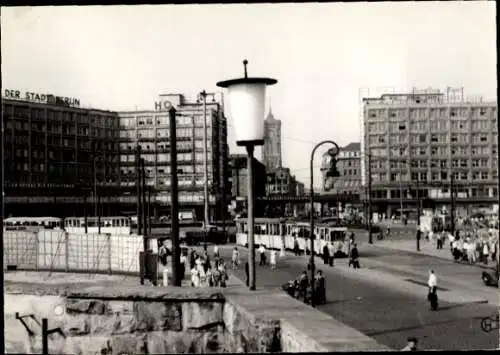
[
  {"xmin": 309, "ymin": 141, "xmax": 339, "ymax": 307},
  {"xmin": 217, "ymin": 59, "xmax": 277, "ymax": 291},
  {"xmin": 199, "ymin": 90, "xmax": 210, "ymax": 251}
]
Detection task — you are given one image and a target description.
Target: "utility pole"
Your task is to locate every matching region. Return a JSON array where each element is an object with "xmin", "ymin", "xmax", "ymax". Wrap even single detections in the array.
[
  {"xmin": 141, "ymin": 158, "xmax": 147, "ymax": 240},
  {"xmin": 399, "ymin": 171, "xmax": 404, "ymax": 223},
  {"xmin": 200, "ymin": 90, "xmax": 210, "ymax": 251},
  {"xmin": 147, "ymin": 187, "xmax": 152, "ymax": 237},
  {"xmin": 169, "ymin": 107, "xmax": 181, "ymax": 286},
  {"xmin": 450, "ymin": 170, "xmax": 456, "ymax": 237},
  {"xmin": 416, "ymin": 175, "xmax": 421, "ymax": 251},
  {"xmin": 367, "ymin": 152, "xmax": 373, "ymax": 244},
  {"xmin": 136, "ymin": 146, "xmax": 143, "ymax": 237}
]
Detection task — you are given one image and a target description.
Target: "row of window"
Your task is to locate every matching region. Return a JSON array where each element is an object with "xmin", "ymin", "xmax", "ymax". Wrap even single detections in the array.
[
  {"xmin": 6, "ymin": 107, "xmax": 117, "ymax": 127},
  {"xmin": 369, "ymin": 145, "xmax": 495, "ymax": 158},
  {"xmin": 120, "ymin": 115, "xmax": 215, "ymax": 128},
  {"xmin": 120, "ymin": 152, "xmax": 213, "ymax": 163},
  {"xmin": 370, "ymin": 187, "xmax": 498, "ymax": 199},
  {"xmin": 369, "ymin": 133, "xmax": 493, "ymax": 145},
  {"xmin": 376, "ymin": 170, "xmax": 497, "ymax": 182},
  {"xmin": 367, "ymin": 107, "xmax": 497, "ymax": 120},
  {"xmin": 371, "ymin": 158, "xmax": 497, "ymax": 169}
]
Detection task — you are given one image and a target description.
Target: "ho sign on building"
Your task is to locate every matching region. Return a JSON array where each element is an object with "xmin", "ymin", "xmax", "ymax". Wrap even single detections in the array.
[{"xmin": 154, "ymin": 100, "xmax": 174, "ymax": 112}]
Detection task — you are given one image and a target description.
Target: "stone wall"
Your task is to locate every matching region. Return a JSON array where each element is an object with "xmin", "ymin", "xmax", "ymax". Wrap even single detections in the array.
[{"xmin": 5, "ymin": 286, "xmax": 281, "ymax": 354}]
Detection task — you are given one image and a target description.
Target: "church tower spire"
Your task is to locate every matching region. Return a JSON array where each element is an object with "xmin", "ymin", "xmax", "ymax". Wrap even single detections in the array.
[{"xmin": 266, "ymin": 97, "xmax": 275, "ymax": 120}]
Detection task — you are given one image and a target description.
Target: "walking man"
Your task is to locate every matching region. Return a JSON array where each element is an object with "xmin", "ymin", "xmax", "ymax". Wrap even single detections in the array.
[
  {"xmin": 259, "ymin": 244, "xmax": 267, "ymax": 266},
  {"xmin": 322, "ymin": 243, "xmax": 329, "ymax": 265},
  {"xmin": 427, "ymin": 269, "xmax": 438, "ymax": 311},
  {"xmin": 328, "ymin": 242, "xmax": 335, "ymax": 267}
]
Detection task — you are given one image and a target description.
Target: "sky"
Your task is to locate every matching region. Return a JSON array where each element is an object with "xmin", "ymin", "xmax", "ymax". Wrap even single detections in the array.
[{"xmin": 1, "ymin": 2, "xmax": 497, "ymax": 188}]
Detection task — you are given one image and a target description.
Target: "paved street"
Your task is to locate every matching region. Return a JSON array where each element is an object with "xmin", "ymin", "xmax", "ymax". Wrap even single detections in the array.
[{"xmin": 215, "ymin": 245, "xmax": 499, "ymax": 351}]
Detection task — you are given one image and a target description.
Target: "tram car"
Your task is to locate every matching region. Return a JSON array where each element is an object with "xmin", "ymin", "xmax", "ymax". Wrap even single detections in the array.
[
  {"xmin": 235, "ymin": 217, "xmax": 356, "ymax": 257},
  {"xmin": 64, "ymin": 216, "xmax": 132, "ymax": 235},
  {"xmin": 4, "ymin": 217, "xmax": 64, "ymax": 231}
]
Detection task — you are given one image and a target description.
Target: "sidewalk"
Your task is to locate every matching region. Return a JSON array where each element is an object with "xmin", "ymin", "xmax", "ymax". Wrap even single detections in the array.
[{"xmin": 374, "ymin": 239, "xmax": 494, "ymax": 270}]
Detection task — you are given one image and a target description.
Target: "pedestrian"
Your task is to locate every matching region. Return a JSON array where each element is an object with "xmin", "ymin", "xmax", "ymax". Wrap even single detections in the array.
[
  {"xmin": 191, "ymin": 265, "xmax": 200, "ymax": 287},
  {"xmin": 244, "ymin": 261, "xmax": 249, "ymax": 287},
  {"xmin": 483, "ymin": 243, "xmax": 489, "ymax": 265},
  {"xmin": 328, "ymin": 242, "xmax": 335, "ymax": 267},
  {"xmin": 322, "ymin": 243, "xmax": 329, "ymax": 265},
  {"xmin": 214, "ymin": 244, "xmax": 220, "ymax": 259},
  {"xmin": 180, "ymin": 252, "xmax": 187, "ymax": 280},
  {"xmin": 349, "ymin": 243, "xmax": 360, "ymax": 269},
  {"xmin": 213, "ymin": 263, "xmax": 221, "ymax": 287},
  {"xmin": 203, "ymin": 251, "xmax": 211, "ymax": 273},
  {"xmin": 159, "ymin": 240, "xmax": 169, "ymax": 267},
  {"xmin": 427, "ymin": 269, "xmax": 438, "ymax": 311},
  {"xmin": 314, "ymin": 270, "xmax": 326, "ymax": 305},
  {"xmin": 401, "ymin": 337, "xmax": 418, "ymax": 351},
  {"xmin": 280, "ymin": 242, "xmax": 286, "ymax": 257},
  {"xmin": 189, "ymin": 250, "xmax": 196, "ymax": 270},
  {"xmin": 298, "ymin": 271, "xmax": 309, "ymax": 302},
  {"xmin": 270, "ymin": 250, "xmax": 277, "ymax": 271},
  {"xmin": 259, "ymin": 244, "xmax": 266, "ymax": 266},
  {"xmin": 232, "ymin": 247, "xmax": 239, "ymax": 269},
  {"xmin": 293, "ymin": 238, "xmax": 299, "ymax": 256},
  {"xmin": 436, "ymin": 232, "xmax": 443, "ymax": 250},
  {"xmin": 206, "ymin": 265, "xmax": 214, "ymax": 287}
]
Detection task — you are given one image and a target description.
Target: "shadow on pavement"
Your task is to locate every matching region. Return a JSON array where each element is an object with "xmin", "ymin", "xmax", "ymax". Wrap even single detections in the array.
[{"xmin": 365, "ymin": 315, "xmax": 485, "ymax": 337}]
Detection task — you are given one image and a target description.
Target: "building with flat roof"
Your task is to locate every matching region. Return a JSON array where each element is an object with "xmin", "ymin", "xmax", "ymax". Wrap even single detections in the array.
[
  {"xmin": 2, "ymin": 89, "xmax": 121, "ymax": 217},
  {"xmin": 321, "ymin": 142, "xmax": 361, "ymax": 196},
  {"xmin": 117, "ymin": 93, "xmax": 230, "ymax": 221},
  {"xmin": 361, "ymin": 87, "xmax": 498, "ymax": 218}
]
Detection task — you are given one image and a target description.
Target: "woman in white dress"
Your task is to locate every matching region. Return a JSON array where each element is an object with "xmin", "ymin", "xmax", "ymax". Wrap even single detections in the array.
[
  {"xmin": 191, "ymin": 266, "xmax": 200, "ymax": 287},
  {"xmin": 270, "ymin": 250, "xmax": 277, "ymax": 271}
]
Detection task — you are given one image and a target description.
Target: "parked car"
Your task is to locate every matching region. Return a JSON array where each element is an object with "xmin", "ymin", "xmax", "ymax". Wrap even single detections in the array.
[{"xmin": 481, "ymin": 268, "xmax": 499, "ymax": 287}]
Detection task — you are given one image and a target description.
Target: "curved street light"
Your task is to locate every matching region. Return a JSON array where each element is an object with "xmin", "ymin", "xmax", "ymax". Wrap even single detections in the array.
[{"xmin": 309, "ymin": 140, "xmax": 340, "ymax": 307}]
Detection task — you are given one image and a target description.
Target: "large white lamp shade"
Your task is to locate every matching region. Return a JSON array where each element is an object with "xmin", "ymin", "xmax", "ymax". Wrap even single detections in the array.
[{"xmin": 217, "ymin": 62, "xmax": 277, "ymax": 147}]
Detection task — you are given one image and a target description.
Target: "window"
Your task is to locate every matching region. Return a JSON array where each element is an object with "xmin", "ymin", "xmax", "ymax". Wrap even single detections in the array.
[
  {"xmin": 481, "ymin": 172, "xmax": 489, "ymax": 180},
  {"xmin": 419, "ymin": 134, "xmax": 426, "ymax": 143},
  {"xmin": 399, "ymin": 124, "xmax": 406, "ymax": 131},
  {"xmin": 431, "ymin": 134, "xmax": 438, "ymax": 143},
  {"xmin": 460, "ymin": 172, "xmax": 468, "ymax": 180}
]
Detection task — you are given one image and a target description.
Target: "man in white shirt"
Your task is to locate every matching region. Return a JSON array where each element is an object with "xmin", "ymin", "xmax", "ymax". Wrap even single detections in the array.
[{"xmin": 427, "ymin": 270, "xmax": 438, "ymax": 311}]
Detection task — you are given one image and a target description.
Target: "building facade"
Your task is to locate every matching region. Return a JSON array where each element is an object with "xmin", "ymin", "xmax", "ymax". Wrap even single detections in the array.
[
  {"xmin": 321, "ymin": 142, "xmax": 361, "ymax": 196},
  {"xmin": 262, "ymin": 108, "xmax": 282, "ymax": 170},
  {"xmin": 361, "ymin": 88, "xmax": 498, "ymax": 217},
  {"xmin": 266, "ymin": 167, "xmax": 300, "ymax": 196},
  {"xmin": 117, "ymin": 93, "xmax": 230, "ymax": 221},
  {"xmin": 2, "ymin": 89, "xmax": 121, "ymax": 217}
]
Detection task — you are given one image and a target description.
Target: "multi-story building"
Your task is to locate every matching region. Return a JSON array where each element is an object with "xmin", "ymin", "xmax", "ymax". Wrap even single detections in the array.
[
  {"xmin": 321, "ymin": 142, "xmax": 361, "ymax": 196},
  {"xmin": 266, "ymin": 167, "xmax": 300, "ymax": 196},
  {"xmin": 361, "ymin": 88, "xmax": 498, "ymax": 217},
  {"xmin": 2, "ymin": 89, "xmax": 121, "ymax": 217},
  {"xmin": 117, "ymin": 93, "xmax": 230, "ymax": 221},
  {"xmin": 262, "ymin": 108, "xmax": 282, "ymax": 170}
]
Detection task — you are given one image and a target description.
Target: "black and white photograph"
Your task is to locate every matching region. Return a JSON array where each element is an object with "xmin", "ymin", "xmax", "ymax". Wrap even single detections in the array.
[{"xmin": 1, "ymin": 1, "xmax": 498, "ymax": 353}]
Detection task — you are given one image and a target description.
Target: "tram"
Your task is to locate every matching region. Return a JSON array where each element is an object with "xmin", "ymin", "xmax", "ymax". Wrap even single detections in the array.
[
  {"xmin": 4, "ymin": 217, "xmax": 63, "ymax": 231},
  {"xmin": 235, "ymin": 218, "xmax": 355, "ymax": 257},
  {"xmin": 64, "ymin": 216, "xmax": 132, "ymax": 235}
]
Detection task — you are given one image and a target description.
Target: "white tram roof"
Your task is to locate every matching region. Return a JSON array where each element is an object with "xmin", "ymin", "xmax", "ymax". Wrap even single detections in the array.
[
  {"xmin": 5, "ymin": 217, "xmax": 62, "ymax": 222},
  {"xmin": 66, "ymin": 216, "xmax": 130, "ymax": 220}
]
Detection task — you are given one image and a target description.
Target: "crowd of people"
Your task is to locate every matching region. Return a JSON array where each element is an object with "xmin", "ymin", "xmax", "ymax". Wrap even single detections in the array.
[
  {"xmin": 158, "ymin": 240, "xmax": 230, "ymax": 287},
  {"xmin": 425, "ymin": 226, "xmax": 498, "ymax": 265}
]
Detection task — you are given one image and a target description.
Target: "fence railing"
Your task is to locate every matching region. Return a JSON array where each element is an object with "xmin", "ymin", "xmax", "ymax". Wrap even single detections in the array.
[{"xmin": 3, "ymin": 229, "xmax": 145, "ymax": 275}]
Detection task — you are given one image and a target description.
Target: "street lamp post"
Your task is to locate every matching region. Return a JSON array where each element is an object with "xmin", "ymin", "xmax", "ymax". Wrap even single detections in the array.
[
  {"xmin": 169, "ymin": 107, "xmax": 181, "ymax": 286},
  {"xmin": 199, "ymin": 90, "xmax": 210, "ymax": 251},
  {"xmin": 367, "ymin": 152, "xmax": 373, "ymax": 244},
  {"xmin": 309, "ymin": 141, "xmax": 339, "ymax": 307},
  {"xmin": 217, "ymin": 59, "xmax": 277, "ymax": 291}
]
